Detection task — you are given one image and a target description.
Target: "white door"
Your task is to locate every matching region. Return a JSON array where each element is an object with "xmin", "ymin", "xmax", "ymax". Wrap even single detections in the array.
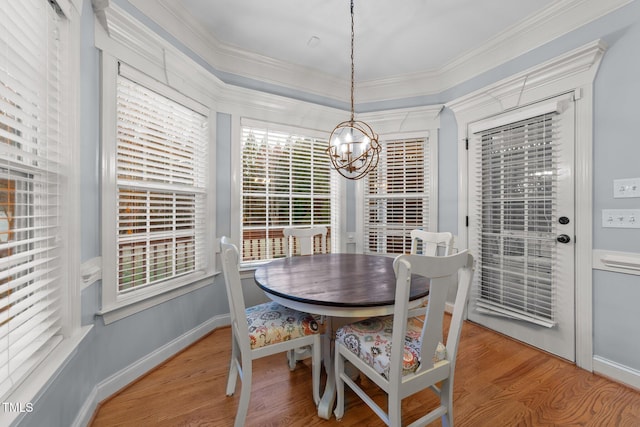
[{"xmin": 467, "ymin": 95, "xmax": 576, "ymax": 361}]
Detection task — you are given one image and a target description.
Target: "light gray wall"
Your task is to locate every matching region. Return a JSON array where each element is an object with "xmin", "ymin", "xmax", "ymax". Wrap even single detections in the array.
[
  {"xmin": 216, "ymin": 112, "xmax": 232, "ymax": 239},
  {"xmin": 437, "ymin": 108, "xmax": 459, "ymax": 236},
  {"xmin": 591, "ymin": 8, "xmax": 640, "ymax": 369},
  {"xmin": 15, "ymin": 1, "xmax": 640, "ymax": 426},
  {"xmin": 593, "ymin": 12, "xmax": 640, "ymax": 252},
  {"xmin": 593, "ymin": 270, "xmax": 640, "ymax": 369}
]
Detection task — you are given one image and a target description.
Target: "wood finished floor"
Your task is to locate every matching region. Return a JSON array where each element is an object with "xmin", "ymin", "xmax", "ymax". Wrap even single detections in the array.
[{"xmin": 90, "ymin": 317, "xmax": 640, "ymax": 426}]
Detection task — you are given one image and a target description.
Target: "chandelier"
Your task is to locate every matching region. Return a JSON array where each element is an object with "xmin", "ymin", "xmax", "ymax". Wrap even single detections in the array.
[{"xmin": 327, "ymin": 0, "xmax": 381, "ymax": 180}]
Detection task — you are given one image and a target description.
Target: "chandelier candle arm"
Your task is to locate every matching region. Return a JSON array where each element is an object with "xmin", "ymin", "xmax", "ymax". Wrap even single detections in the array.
[{"xmin": 326, "ymin": 0, "xmax": 381, "ymax": 180}]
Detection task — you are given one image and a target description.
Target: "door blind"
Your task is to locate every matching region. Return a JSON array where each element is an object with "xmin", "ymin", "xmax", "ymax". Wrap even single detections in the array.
[
  {"xmin": 364, "ymin": 138, "xmax": 430, "ymax": 254},
  {"xmin": 472, "ymin": 112, "xmax": 558, "ymax": 327},
  {"xmin": 116, "ymin": 73, "xmax": 208, "ymax": 293},
  {"xmin": 241, "ymin": 123, "xmax": 331, "ymax": 262},
  {"xmin": 0, "ymin": 0, "xmax": 64, "ymax": 399}
]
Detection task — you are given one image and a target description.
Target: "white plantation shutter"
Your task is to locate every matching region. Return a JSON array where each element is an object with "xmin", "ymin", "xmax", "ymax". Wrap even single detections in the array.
[
  {"xmin": 471, "ymin": 111, "xmax": 559, "ymax": 327},
  {"xmin": 116, "ymin": 69, "xmax": 208, "ymax": 293},
  {"xmin": 241, "ymin": 120, "xmax": 332, "ymax": 262},
  {"xmin": 0, "ymin": 0, "xmax": 66, "ymax": 398},
  {"xmin": 364, "ymin": 138, "xmax": 431, "ymax": 254}
]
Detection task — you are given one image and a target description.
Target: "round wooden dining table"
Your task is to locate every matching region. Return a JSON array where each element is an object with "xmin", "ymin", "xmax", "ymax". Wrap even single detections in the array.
[{"xmin": 254, "ymin": 253, "xmax": 429, "ymax": 419}]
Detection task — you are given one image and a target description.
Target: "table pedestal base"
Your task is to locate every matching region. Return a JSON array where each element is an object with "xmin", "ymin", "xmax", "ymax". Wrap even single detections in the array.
[{"xmin": 317, "ymin": 317, "xmax": 336, "ymax": 419}]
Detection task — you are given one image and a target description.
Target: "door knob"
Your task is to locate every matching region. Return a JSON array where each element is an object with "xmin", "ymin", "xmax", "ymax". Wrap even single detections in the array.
[{"xmin": 557, "ymin": 234, "xmax": 571, "ymax": 244}]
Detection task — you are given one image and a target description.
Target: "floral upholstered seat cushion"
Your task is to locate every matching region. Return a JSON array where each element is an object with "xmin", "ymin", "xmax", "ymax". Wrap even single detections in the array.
[
  {"xmin": 336, "ymin": 316, "xmax": 446, "ymax": 379},
  {"xmin": 246, "ymin": 301, "xmax": 319, "ymax": 349}
]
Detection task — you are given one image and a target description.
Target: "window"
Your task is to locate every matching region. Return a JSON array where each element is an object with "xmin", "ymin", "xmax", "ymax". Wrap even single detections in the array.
[
  {"xmin": 364, "ymin": 136, "xmax": 435, "ymax": 254},
  {"xmin": 101, "ymin": 62, "xmax": 213, "ymax": 316},
  {"xmin": 241, "ymin": 120, "xmax": 332, "ymax": 263},
  {"xmin": 474, "ymin": 112, "xmax": 557, "ymax": 325},
  {"xmin": 0, "ymin": 0, "xmax": 75, "ymax": 399}
]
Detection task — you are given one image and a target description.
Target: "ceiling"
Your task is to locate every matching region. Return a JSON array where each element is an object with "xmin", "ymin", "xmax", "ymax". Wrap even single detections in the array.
[
  {"xmin": 153, "ymin": 0, "xmax": 555, "ymax": 81},
  {"xmin": 122, "ymin": 0, "xmax": 622, "ymax": 103}
]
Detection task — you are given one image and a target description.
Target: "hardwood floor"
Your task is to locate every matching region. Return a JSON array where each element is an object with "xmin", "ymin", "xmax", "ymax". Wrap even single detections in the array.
[{"xmin": 90, "ymin": 317, "xmax": 640, "ymax": 426}]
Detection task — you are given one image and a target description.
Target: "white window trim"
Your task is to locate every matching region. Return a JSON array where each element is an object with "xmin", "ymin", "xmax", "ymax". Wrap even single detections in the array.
[
  {"xmin": 1, "ymin": 1, "xmax": 83, "ymax": 425},
  {"xmin": 447, "ymin": 39, "xmax": 606, "ymax": 371},
  {"xmin": 354, "ymin": 106, "xmax": 442, "ymax": 253},
  {"xmin": 95, "ymin": 5, "xmax": 219, "ymax": 324}
]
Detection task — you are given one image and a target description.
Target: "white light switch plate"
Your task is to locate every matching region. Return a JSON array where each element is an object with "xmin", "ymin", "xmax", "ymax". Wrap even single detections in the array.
[
  {"xmin": 602, "ymin": 209, "xmax": 640, "ymax": 228},
  {"xmin": 613, "ymin": 178, "xmax": 640, "ymax": 198}
]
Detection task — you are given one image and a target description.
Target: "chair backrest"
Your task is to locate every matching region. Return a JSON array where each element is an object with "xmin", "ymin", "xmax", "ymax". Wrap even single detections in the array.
[
  {"xmin": 410, "ymin": 229, "xmax": 454, "ymax": 256},
  {"xmin": 389, "ymin": 250, "xmax": 474, "ymax": 381},
  {"xmin": 283, "ymin": 226, "xmax": 327, "ymax": 257},
  {"xmin": 220, "ymin": 237, "xmax": 251, "ymax": 352}
]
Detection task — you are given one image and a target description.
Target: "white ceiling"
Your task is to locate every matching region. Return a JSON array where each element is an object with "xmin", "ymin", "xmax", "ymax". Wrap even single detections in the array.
[
  {"xmin": 124, "ymin": 0, "xmax": 624, "ymax": 103},
  {"xmin": 159, "ymin": 0, "xmax": 555, "ymax": 81}
]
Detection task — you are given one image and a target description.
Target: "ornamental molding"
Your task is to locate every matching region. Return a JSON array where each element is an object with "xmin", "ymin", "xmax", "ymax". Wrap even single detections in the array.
[{"xmin": 447, "ymin": 40, "xmax": 606, "ymax": 119}]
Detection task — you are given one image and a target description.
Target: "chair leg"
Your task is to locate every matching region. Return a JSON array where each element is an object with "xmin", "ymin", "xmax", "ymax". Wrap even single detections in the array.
[
  {"xmin": 287, "ymin": 349, "xmax": 297, "ymax": 371},
  {"xmin": 388, "ymin": 396, "xmax": 401, "ymax": 427},
  {"xmin": 440, "ymin": 378, "xmax": 454, "ymax": 427},
  {"xmin": 234, "ymin": 359, "xmax": 252, "ymax": 427},
  {"xmin": 334, "ymin": 349, "xmax": 345, "ymax": 419},
  {"xmin": 226, "ymin": 338, "xmax": 239, "ymax": 396}
]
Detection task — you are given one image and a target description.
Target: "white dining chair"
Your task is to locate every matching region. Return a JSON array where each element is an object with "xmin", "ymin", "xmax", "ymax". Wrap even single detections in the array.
[
  {"xmin": 220, "ymin": 237, "xmax": 321, "ymax": 427},
  {"xmin": 334, "ymin": 250, "xmax": 475, "ymax": 427},
  {"xmin": 410, "ymin": 229, "xmax": 454, "ymax": 256},
  {"xmin": 408, "ymin": 229, "xmax": 455, "ymax": 319},
  {"xmin": 282, "ymin": 226, "xmax": 328, "ymax": 369},
  {"xmin": 283, "ymin": 226, "xmax": 328, "ymax": 257}
]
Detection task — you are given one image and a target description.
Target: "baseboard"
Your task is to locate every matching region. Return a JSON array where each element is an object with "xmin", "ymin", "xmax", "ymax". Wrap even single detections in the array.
[
  {"xmin": 445, "ymin": 302, "xmax": 454, "ymax": 314},
  {"xmin": 593, "ymin": 355, "xmax": 640, "ymax": 391},
  {"xmin": 73, "ymin": 314, "xmax": 231, "ymax": 427}
]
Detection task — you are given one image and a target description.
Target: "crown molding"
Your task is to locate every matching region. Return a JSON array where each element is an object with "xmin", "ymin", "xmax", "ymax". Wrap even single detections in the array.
[
  {"xmin": 360, "ymin": 105, "xmax": 443, "ymax": 135},
  {"xmin": 357, "ymin": 71, "xmax": 442, "ymax": 104},
  {"xmin": 128, "ymin": 0, "xmax": 348, "ymax": 104},
  {"xmin": 121, "ymin": 0, "xmax": 626, "ymax": 105},
  {"xmin": 447, "ymin": 39, "xmax": 606, "ymax": 117},
  {"xmin": 94, "ymin": 1, "xmax": 226, "ymax": 108},
  {"xmin": 439, "ymin": 0, "xmax": 632, "ymax": 91},
  {"xmin": 93, "ymin": 1, "xmax": 347, "ymax": 130},
  {"xmin": 217, "ymin": 83, "xmax": 345, "ymax": 133}
]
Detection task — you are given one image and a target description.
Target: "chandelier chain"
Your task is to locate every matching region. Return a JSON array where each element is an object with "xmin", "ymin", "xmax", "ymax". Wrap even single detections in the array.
[{"xmin": 350, "ymin": 0, "xmax": 355, "ymax": 121}]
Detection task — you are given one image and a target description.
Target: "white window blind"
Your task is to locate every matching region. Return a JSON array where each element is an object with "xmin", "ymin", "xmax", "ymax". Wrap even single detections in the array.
[
  {"xmin": 116, "ymin": 71, "xmax": 208, "ymax": 293},
  {"xmin": 472, "ymin": 112, "xmax": 558, "ymax": 327},
  {"xmin": 364, "ymin": 138, "xmax": 431, "ymax": 254},
  {"xmin": 241, "ymin": 121, "xmax": 332, "ymax": 262},
  {"xmin": 0, "ymin": 0, "xmax": 65, "ymax": 398}
]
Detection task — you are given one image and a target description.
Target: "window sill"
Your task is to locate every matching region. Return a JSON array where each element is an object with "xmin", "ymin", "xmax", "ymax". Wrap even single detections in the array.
[
  {"xmin": 99, "ymin": 272, "xmax": 219, "ymax": 325},
  {"xmin": 2, "ymin": 325, "xmax": 93, "ymax": 427}
]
